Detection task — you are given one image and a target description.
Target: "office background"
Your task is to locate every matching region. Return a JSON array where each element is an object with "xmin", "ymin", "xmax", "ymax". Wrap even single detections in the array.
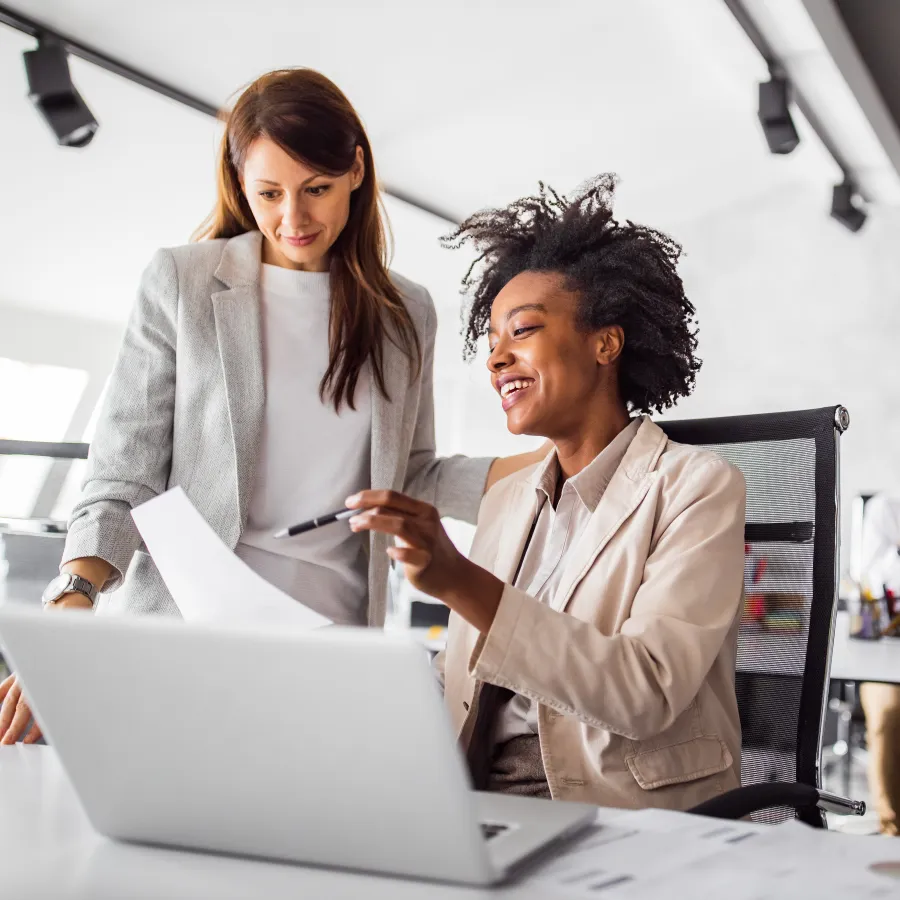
[
  {"xmin": 2, "ymin": 1, "xmax": 899, "ymax": 563},
  {"xmin": 1, "ymin": 0, "xmax": 899, "ymax": 852}
]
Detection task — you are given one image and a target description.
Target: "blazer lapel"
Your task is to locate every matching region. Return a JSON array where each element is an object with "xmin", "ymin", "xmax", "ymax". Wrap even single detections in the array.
[
  {"xmin": 211, "ymin": 231, "xmax": 265, "ymax": 531},
  {"xmin": 492, "ymin": 480, "xmax": 541, "ymax": 583},
  {"xmin": 550, "ymin": 418, "xmax": 667, "ymax": 612},
  {"xmin": 370, "ymin": 331, "xmax": 411, "ymax": 492}
]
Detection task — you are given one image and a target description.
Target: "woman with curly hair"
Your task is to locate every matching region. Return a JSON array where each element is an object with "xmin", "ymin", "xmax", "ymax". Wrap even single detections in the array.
[{"xmin": 349, "ymin": 175, "xmax": 747, "ymax": 810}]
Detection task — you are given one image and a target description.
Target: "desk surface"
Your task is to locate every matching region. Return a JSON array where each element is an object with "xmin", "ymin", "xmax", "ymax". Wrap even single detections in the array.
[
  {"xmin": 830, "ymin": 611, "xmax": 900, "ymax": 684},
  {"xmin": 5, "ymin": 746, "xmax": 900, "ymax": 899},
  {"xmin": 1, "ymin": 745, "xmax": 531, "ymax": 899}
]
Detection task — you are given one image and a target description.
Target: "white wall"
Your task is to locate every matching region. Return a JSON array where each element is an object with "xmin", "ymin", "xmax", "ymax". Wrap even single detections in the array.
[{"xmin": 673, "ymin": 185, "xmax": 900, "ymax": 554}]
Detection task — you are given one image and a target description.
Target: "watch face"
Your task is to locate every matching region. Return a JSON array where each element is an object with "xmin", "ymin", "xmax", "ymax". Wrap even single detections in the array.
[{"xmin": 42, "ymin": 573, "xmax": 72, "ymax": 604}]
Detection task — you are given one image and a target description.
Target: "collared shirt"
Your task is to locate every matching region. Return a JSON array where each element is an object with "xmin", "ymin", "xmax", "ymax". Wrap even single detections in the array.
[{"xmin": 493, "ymin": 417, "xmax": 642, "ymax": 746}]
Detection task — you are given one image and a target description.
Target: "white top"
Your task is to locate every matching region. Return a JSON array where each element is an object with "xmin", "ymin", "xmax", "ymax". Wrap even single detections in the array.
[{"xmin": 236, "ymin": 264, "xmax": 372, "ymax": 626}]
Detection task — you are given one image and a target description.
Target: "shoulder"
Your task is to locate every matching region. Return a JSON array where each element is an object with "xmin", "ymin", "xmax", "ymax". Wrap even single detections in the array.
[
  {"xmin": 138, "ymin": 239, "xmax": 230, "ymax": 308},
  {"xmin": 167, "ymin": 239, "xmax": 230, "ymax": 288},
  {"xmin": 166, "ymin": 238, "xmax": 229, "ymax": 269},
  {"xmin": 655, "ymin": 432, "xmax": 746, "ymax": 509},
  {"xmin": 140, "ymin": 239, "xmax": 228, "ymax": 283},
  {"xmin": 388, "ymin": 270, "xmax": 435, "ymax": 332}
]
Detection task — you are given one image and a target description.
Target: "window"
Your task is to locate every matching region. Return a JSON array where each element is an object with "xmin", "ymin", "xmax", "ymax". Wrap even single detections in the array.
[
  {"xmin": 0, "ymin": 358, "xmax": 88, "ymax": 519},
  {"xmin": 50, "ymin": 377, "xmax": 110, "ymax": 521}
]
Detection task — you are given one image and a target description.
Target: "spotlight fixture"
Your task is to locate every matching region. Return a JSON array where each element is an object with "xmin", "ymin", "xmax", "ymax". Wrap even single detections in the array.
[
  {"xmin": 23, "ymin": 38, "xmax": 98, "ymax": 148},
  {"xmin": 757, "ymin": 74, "xmax": 800, "ymax": 155},
  {"xmin": 830, "ymin": 178, "xmax": 867, "ymax": 233}
]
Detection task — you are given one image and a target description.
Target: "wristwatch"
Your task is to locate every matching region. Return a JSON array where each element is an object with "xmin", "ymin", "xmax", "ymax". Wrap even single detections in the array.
[{"xmin": 41, "ymin": 572, "xmax": 99, "ymax": 608}]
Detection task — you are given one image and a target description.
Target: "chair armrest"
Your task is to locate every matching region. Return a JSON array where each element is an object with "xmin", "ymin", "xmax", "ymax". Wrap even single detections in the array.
[{"xmin": 688, "ymin": 782, "xmax": 865, "ymax": 820}]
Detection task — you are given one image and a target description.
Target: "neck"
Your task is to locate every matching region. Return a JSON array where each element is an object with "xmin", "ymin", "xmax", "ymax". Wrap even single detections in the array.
[{"xmin": 551, "ymin": 397, "xmax": 632, "ymax": 481}]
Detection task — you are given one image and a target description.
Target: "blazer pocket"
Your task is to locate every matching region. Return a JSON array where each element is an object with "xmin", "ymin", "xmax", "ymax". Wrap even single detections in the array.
[{"xmin": 625, "ymin": 736, "xmax": 733, "ymax": 791}]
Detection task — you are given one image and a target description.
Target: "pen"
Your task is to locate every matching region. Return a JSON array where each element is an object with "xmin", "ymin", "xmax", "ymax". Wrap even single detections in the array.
[{"xmin": 273, "ymin": 508, "xmax": 356, "ymax": 539}]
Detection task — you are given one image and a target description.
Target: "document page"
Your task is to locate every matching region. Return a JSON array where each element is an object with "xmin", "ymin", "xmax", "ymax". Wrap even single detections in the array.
[
  {"xmin": 132, "ymin": 487, "xmax": 330, "ymax": 630},
  {"xmin": 529, "ymin": 808, "xmax": 900, "ymax": 898}
]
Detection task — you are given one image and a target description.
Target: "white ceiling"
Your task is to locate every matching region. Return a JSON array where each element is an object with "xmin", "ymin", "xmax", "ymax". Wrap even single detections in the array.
[{"xmin": 1, "ymin": 0, "xmax": 844, "ymax": 321}]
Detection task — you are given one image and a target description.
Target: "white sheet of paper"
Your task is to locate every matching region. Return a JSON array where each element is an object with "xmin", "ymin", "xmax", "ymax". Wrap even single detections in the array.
[
  {"xmin": 131, "ymin": 487, "xmax": 330, "ymax": 630},
  {"xmin": 530, "ymin": 809, "xmax": 766, "ymax": 897},
  {"xmin": 532, "ymin": 809, "xmax": 900, "ymax": 899}
]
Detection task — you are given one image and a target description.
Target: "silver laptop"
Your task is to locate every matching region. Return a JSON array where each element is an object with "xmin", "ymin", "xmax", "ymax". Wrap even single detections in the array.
[{"xmin": 0, "ymin": 607, "xmax": 595, "ymax": 885}]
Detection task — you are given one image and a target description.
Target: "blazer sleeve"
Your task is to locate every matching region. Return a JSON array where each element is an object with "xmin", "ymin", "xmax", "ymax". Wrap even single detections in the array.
[
  {"xmin": 467, "ymin": 459, "xmax": 746, "ymax": 741},
  {"xmin": 60, "ymin": 249, "xmax": 178, "ymax": 590},
  {"xmin": 402, "ymin": 289, "xmax": 493, "ymax": 524}
]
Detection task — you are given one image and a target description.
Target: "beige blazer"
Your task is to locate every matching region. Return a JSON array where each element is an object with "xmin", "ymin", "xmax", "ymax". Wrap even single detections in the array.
[
  {"xmin": 440, "ymin": 417, "xmax": 746, "ymax": 811},
  {"xmin": 62, "ymin": 230, "xmax": 492, "ymax": 622}
]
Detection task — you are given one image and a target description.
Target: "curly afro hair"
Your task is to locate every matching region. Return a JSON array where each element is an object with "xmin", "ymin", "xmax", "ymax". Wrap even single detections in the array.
[{"xmin": 442, "ymin": 174, "xmax": 701, "ymax": 415}]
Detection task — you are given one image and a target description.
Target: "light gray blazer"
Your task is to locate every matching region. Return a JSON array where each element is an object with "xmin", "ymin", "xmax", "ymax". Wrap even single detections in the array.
[{"xmin": 62, "ymin": 230, "xmax": 492, "ymax": 625}]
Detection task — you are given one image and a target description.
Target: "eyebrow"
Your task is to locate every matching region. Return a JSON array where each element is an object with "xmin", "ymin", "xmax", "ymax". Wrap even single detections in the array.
[
  {"xmin": 488, "ymin": 303, "xmax": 548, "ymax": 334},
  {"xmin": 252, "ymin": 173, "xmax": 330, "ymax": 188}
]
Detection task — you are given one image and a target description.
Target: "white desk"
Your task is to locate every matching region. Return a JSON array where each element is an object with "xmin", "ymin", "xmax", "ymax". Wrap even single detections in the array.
[
  {"xmin": 4, "ymin": 746, "xmax": 899, "ymax": 899},
  {"xmin": 830, "ymin": 611, "xmax": 900, "ymax": 684},
  {"xmin": 0, "ymin": 745, "xmax": 523, "ymax": 899}
]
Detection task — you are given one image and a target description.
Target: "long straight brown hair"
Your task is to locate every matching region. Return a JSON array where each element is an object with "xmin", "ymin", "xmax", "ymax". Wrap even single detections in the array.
[{"xmin": 194, "ymin": 68, "xmax": 420, "ymax": 410}]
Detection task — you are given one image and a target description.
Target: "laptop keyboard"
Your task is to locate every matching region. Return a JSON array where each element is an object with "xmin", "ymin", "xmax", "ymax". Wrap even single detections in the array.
[{"xmin": 480, "ymin": 822, "xmax": 510, "ymax": 841}]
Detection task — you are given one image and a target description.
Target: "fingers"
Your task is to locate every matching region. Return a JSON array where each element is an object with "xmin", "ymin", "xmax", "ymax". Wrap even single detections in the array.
[
  {"xmin": 0, "ymin": 673, "xmax": 14, "ymax": 703},
  {"xmin": 387, "ymin": 546, "xmax": 431, "ymax": 569},
  {"xmin": 0, "ymin": 691, "xmax": 32, "ymax": 745},
  {"xmin": 349, "ymin": 512, "xmax": 425, "ymax": 547},
  {"xmin": 346, "ymin": 490, "xmax": 436, "ymax": 519},
  {"xmin": 23, "ymin": 720, "xmax": 43, "ymax": 744},
  {"xmin": 0, "ymin": 678, "xmax": 21, "ymax": 741}
]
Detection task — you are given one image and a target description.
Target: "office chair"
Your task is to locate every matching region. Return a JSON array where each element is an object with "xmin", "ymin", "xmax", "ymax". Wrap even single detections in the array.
[{"xmin": 659, "ymin": 406, "xmax": 865, "ymax": 827}]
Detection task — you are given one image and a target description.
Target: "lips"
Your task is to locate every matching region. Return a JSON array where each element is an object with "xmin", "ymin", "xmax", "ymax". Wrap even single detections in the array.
[
  {"xmin": 499, "ymin": 377, "xmax": 534, "ymax": 412},
  {"xmin": 283, "ymin": 233, "xmax": 319, "ymax": 247}
]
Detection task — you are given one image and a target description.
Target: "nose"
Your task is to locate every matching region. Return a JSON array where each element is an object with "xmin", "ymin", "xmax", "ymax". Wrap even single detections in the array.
[
  {"xmin": 283, "ymin": 194, "xmax": 311, "ymax": 231},
  {"xmin": 487, "ymin": 336, "xmax": 514, "ymax": 374}
]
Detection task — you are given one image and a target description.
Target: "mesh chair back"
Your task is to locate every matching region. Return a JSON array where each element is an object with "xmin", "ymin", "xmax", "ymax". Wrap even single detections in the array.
[{"xmin": 661, "ymin": 406, "xmax": 846, "ymax": 826}]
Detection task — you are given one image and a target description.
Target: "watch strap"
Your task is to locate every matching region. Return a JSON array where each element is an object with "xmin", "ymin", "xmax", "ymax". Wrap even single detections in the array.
[{"xmin": 67, "ymin": 574, "xmax": 98, "ymax": 604}]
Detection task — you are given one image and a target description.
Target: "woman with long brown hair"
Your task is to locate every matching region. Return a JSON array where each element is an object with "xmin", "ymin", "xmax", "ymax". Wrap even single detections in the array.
[{"xmin": 0, "ymin": 68, "xmax": 541, "ymax": 745}]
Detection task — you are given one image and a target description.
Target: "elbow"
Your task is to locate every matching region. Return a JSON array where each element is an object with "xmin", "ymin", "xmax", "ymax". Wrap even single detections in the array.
[{"xmin": 604, "ymin": 645, "xmax": 685, "ymax": 740}]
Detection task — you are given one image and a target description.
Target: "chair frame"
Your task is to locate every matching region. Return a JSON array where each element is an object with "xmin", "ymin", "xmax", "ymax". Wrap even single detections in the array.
[{"xmin": 661, "ymin": 405, "xmax": 861, "ymax": 826}]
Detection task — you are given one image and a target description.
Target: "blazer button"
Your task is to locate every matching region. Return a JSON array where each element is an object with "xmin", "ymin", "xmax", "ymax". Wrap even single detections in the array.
[{"xmin": 463, "ymin": 701, "xmax": 470, "ymax": 711}]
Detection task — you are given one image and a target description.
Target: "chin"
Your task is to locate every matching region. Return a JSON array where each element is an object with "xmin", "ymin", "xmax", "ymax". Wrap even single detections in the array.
[
  {"xmin": 504, "ymin": 411, "xmax": 539, "ymax": 437},
  {"xmin": 281, "ymin": 246, "xmax": 318, "ymax": 266}
]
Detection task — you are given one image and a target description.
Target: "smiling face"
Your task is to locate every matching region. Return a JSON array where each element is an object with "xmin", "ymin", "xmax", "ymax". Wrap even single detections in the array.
[
  {"xmin": 241, "ymin": 137, "xmax": 364, "ymax": 272},
  {"xmin": 487, "ymin": 271, "xmax": 624, "ymax": 438}
]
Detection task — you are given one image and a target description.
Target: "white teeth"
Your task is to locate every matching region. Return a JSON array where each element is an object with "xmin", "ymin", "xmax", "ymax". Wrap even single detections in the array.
[{"xmin": 500, "ymin": 379, "xmax": 532, "ymax": 398}]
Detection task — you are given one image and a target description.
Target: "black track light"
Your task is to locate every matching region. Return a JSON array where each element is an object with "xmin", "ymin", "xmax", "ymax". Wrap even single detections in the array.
[
  {"xmin": 758, "ymin": 75, "xmax": 800, "ymax": 155},
  {"xmin": 23, "ymin": 38, "xmax": 98, "ymax": 148},
  {"xmin": 830, "ymin": 178, "xmax": 867, "ymax": 233}
]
